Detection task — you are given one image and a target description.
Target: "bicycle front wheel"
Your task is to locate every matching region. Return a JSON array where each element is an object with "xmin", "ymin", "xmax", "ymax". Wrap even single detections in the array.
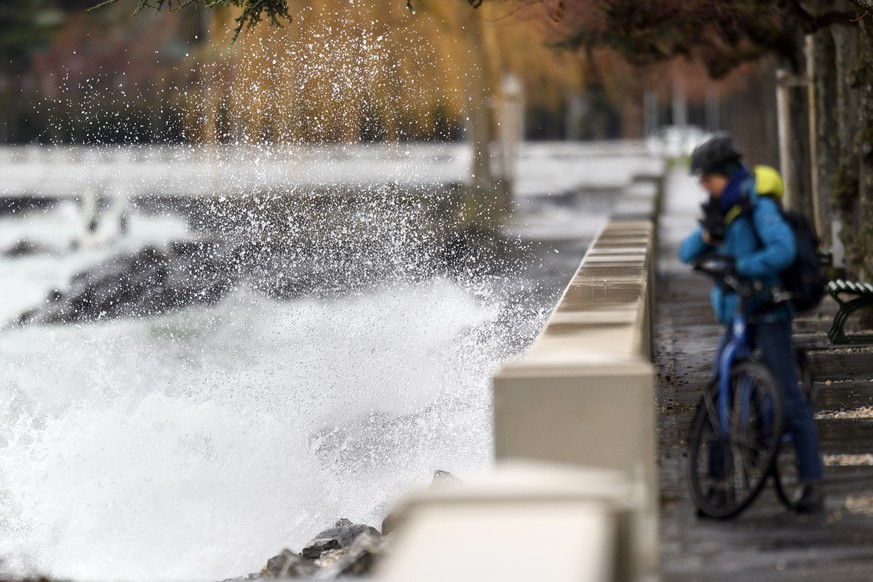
[
  {"xmin": 773, "ymin": 434, "xmax": 802, "ymax": 509},
  {"xmin": 688, "ymin": 360, "xmax": 784, "ymax": 519}
]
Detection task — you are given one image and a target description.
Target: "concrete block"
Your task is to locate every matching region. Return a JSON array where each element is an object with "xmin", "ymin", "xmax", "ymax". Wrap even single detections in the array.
[
  {"xmin": 380, "ymin": 462, "xmax": 637, "ymax": 582},
  {"xmin": 492, "ymin": 360, "xmax": 658, "ymax": 573}
]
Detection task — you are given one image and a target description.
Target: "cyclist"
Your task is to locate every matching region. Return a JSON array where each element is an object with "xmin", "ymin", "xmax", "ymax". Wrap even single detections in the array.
[{"xmin": 679, "ymin": 133, "xmax": 825, "ymax": 514}]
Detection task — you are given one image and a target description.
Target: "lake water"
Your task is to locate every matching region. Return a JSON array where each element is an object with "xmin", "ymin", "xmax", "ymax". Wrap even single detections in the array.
[{"xmin": 0, "ymin": 178, "xmax": 603, "ymax": 581}]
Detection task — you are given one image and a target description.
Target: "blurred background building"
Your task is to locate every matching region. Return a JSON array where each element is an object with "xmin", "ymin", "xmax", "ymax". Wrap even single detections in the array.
[{"xmin": 0, "ymin": 0, "xmax": 775, "ymax": 162}]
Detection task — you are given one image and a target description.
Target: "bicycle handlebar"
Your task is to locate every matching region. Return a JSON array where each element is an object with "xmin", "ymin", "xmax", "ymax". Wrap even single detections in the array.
[
  {"xmin": 691, "ymin": 255, "xmax": 794, "ymax": 312},
  {"xmin": 691, "ymin": 255, "xmax": 762, "ymax": 298}
]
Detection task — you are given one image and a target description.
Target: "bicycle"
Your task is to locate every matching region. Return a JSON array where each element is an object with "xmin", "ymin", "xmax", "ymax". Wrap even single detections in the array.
[{"xmin": 686, "ymin": 255, "xmax": 787, "ymax": 519}]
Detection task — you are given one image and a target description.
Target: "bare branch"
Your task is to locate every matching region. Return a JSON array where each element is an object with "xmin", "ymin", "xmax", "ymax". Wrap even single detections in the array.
[
  {"xmin": 92, "ymin": 0, "xmax": 292, "ymax": 41},
  {"xmin": 848, "ymin": 0, "xmax": 873, "ymax": 12}
]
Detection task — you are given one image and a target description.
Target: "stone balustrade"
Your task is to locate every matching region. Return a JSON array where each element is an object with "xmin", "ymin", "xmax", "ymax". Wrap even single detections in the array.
[
  {"xmin": 381, "ymin": 174, "xmax": 662, "ymax": 581},
  {"xmin": 492, "ymin": 219, "xmax": 658, "ymax": 579}
]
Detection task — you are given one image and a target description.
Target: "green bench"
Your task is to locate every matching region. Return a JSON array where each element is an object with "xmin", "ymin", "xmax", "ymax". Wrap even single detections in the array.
[{"xmin": 827, "ymin": 279, "xmax": 873, "ymax": 345}]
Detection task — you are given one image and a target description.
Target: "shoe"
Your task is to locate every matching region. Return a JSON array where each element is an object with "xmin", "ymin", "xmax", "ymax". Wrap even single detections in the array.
[{"xmin": 793, "ymin": 482, "xmax": 825, "ymax": 514}]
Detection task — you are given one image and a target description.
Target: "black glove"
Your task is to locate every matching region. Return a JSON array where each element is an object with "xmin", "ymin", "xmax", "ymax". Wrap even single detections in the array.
[
  {"xmin": 714, "ymin": 255, "xmax": 736, "ymax": 278},
  {"xmin": 699, "ymin": 200, "xmax": 726, "ymax": 245},
  {"xmin": 693, "ymin": 254, "xmax": 736, "ymax": 280}
]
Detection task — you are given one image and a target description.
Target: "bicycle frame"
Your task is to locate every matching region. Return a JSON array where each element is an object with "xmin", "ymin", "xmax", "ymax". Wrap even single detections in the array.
[
  {"xmin": 702, "ymin": 265, "xmax": 774, "ymax": 441},
  {"xmin": 717, "ymin": 309, "xmax": 753, "ymax": 436}
]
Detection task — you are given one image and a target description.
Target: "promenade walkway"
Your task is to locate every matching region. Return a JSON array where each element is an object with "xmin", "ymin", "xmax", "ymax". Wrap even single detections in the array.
[{"xmin": 656, "ymin": 170, "xmax": 873, "ymax": 580}]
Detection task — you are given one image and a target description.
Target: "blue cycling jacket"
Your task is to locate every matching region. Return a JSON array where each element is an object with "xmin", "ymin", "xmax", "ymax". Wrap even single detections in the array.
[{"xmin": 679, "ymin": 178, "xmax": 796, "ymax": 325}]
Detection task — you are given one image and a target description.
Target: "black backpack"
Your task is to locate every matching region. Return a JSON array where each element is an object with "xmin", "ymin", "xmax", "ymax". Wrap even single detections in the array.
[
  {"xmin": 778, "ymin": 209, "xmax": 828, "ymax": 312},
  {"xmin": 746, "ymin": 200, "xmax": 828, "ymax": 313}
]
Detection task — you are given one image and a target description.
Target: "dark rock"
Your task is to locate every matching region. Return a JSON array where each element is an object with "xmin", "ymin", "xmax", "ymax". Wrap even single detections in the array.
[
  {"xmin": 2, "ymin": 239, "xmax": 57, "ymax": 257},
  {"xmin": 301, "ymin": 523, "xmax": 381, "ymax": 560},
  {"xmin": 324, "ymin": 529, "xmax": 386, "ymax": 577},
  {"xmin": 431, "ymin": 469, "xmax": 462, "ymax": 488},
  {"xmin": 0, "ymin": 196, "xmax": 55, "ymax": 216},
  {"xmin": 14, "ymin": 239, "xmax": 239, "ymax": 325},
  {"xmin": 259, "ymin": 549, "xmax": 317, "ymax": 579},
  {"xmin": 254, "ymin": 521, "xmax": 386, "ymax": 580},
  {"xmin": 436, "ymin": 226, "xmax": 507, "ymax": 276},
  {"xmin": 14, "ymin": 209, "xmax": 518, "ymax": 325},
  {"xmin": 235, "ymin": 241, "xmax": 312, "ymax": 300},
  {"xmin": 169, "ymin": 239, "xmax": 222, "ymax": 259}
]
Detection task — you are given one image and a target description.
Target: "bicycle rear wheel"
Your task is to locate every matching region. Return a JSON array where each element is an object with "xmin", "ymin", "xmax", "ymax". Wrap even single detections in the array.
[
  {"xmin": 773, "ymin": 435, "xmax": 802, "ymax": 509},
  {"xmin": 688, "ymin": 360, "xmax": 783, "ymax": 519}
]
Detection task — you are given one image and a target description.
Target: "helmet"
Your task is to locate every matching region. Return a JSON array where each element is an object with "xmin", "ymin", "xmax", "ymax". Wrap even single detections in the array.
[
  {"xmin": 753, "ymin": 165, "xmax": 784, "ymax": 198},
  {"xmin": 689, "ymin": 133, "xmax": 743, "ymax": 175}
]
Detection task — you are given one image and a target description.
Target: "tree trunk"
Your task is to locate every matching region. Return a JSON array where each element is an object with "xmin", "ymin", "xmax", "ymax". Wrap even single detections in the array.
[
  {"xmin": 783, "ymin": 37, "xmax": 814, "ymax": 221},
  {"xmin": 459, "ymin": 10, "xmax": 510, "ymax": 233},
  {"xmin": 812, "ymin": 29, "xmax": 838, "ymax": 249},
  {"xmin": 829, "ymin": 19, "xmax": 873, "ymax": 281},
  {"xmin": 857, "ymin": 19, "xmax": 873, "ymax": 282}
]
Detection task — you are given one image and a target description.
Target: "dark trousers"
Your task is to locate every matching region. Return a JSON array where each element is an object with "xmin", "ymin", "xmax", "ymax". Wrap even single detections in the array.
[{"xmin": 714, "ymin": 319, "xmax": 824, "ymax": 481}]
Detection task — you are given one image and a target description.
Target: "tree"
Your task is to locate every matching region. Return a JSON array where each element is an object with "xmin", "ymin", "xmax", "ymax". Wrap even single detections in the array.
[
  {"xmin": 0, "ymin": 0, "xmax": 62, "ymax": 73},
  {"xmin": 96, "ymin": 1, "xmax": 873, "ymax": 277},
  {"xmin": 0, "ymin": 0, "xmax": 65, "ymax": 141},
  {"xmin": 546, "ymin": 0, "xmax": 873, "ymax": 280},
  {"xmin": 96, "ymin": 0, "xmax": 479, "ymax": 41},
  {"xmin": 93, "ymin": 0, "xmax": 290, "ymax": 40},
  {"xmin": 99, "ymin": 0, "xmax": 521, "ymax": 232},
  {"xmin": 550, "ymin": 2, "xmax": 858, "ymax": 77}
]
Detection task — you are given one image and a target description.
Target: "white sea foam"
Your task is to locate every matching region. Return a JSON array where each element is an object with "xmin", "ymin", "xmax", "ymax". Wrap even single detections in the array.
[
  {"xmin": 0, "ymin": 278, "xmax": 504, "ymax": 581},
  {"xmin": 0, "ymin": 131, "xmax": 636, "ymax": 581}
]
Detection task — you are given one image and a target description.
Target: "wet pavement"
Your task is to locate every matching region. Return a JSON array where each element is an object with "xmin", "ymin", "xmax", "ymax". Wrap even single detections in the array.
[{"xmin": 655, "ymin": 171, "xmax": 873, "ymax": 580}]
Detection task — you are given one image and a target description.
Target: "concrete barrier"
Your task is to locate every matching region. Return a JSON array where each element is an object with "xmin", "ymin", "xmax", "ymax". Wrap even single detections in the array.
[
  {"xmin": 612, "ymin": 174, "xmax": 662, "ymax": 223},
  {"xmin": 379, "ymin": 166, "xmax": 662, "ymax": 582},
  {"xmin": 493, "ymin": 219, "xmax": 658, "ymax": 578},
  {"xmin": 380, "ymin": 462, "xmax": 638, "ymax": 582},
  {"xmin": 380, "ymin": 218, "xmax": 659, "ymax": 582}
]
